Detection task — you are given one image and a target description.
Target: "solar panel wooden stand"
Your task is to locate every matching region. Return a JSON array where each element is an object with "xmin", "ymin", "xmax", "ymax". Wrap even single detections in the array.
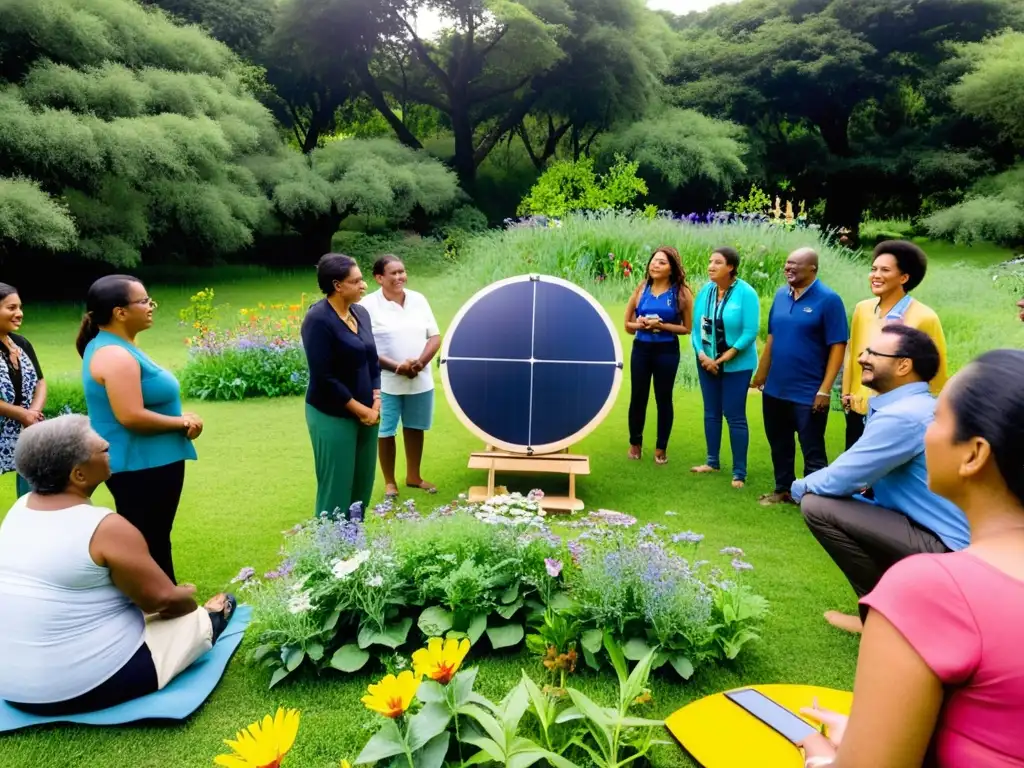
[{"xmin": 467, "ymin": 445, "xmax": 590, "ymax": 513}]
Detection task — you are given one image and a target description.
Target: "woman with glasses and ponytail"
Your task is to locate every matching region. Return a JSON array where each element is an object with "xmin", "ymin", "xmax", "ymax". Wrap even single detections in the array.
[{"xmin": 77, "ymin": 276, "xmax": 202, "ymax": 583}]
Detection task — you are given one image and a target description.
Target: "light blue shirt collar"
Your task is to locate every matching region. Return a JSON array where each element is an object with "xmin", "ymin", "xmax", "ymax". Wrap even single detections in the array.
[{"xmin": 868, "ymin": 381, "xmax": 931, "ymax": 416}]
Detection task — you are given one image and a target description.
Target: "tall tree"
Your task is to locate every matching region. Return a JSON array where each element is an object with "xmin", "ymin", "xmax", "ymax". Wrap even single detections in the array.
[
  {"xmin": 0, "ymin": 0, "xmax": 281, "ymax": 266},
  {"xmin": 670, "ymin": 0, "xmax": 1015, "ymax": 237}
]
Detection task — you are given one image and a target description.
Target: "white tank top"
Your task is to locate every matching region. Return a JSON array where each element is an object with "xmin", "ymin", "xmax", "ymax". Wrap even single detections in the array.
[{"xmin": 0, "ymin": 497, "xmax": 145, "ymax": 703}]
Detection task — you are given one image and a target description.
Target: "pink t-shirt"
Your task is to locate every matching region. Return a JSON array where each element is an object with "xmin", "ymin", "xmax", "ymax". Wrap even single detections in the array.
[{"xmin": 861, "ymin": 552, "xmax": 1024, "ymax": 767}]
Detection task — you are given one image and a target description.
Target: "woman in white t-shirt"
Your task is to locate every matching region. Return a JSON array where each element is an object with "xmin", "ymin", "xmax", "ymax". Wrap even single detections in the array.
[{"xmin": 359, "ymin": 256, "xmax": 442, "ymax": 499}]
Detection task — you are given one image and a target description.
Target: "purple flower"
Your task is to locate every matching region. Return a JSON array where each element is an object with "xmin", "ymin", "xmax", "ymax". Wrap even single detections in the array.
[
  {"xmin": 231, "ymin": 566, "xmax": 255, "ymax": 584},
  {"xmin": 545, "ymin": 558, "xmax": 563, "ymax": 578},
  {"xmin": 731, "ymin": 558, "xmax": 754, "ymax": 572},
  {"xmin": 567, "ymin": 540, "xmax": 585, "ymax": 564},
  {"xmin": 720, "ymin": 546, "xmax": 745, "ymax": 557},
  {"xmin": 672, "ymin": 531, "xmax": 705, "ymax": 545}
]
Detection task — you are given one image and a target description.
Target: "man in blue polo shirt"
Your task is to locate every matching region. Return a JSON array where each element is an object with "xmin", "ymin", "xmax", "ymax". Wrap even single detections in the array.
[{"xmin": 751, "ymin": 248, "xmax": 848, "ymax": 506}]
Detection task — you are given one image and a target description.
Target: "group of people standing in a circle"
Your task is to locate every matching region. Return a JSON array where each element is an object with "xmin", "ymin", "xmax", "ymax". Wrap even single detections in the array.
[{"xmin": 624, "ymin": 239, "xmax": 951, "ymax": 495}]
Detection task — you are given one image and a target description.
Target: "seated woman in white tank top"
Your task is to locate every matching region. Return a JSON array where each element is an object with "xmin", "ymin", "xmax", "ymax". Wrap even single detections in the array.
[{"xmin": 0, "ymin": 415, "xmax": 236, "ymax": 715}]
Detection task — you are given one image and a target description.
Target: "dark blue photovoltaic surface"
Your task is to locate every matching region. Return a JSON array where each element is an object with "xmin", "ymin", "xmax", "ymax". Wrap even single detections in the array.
[
  {"xmin": 533, "ymin": 281, "xmax": 617, "ymax": 363},
  {"xmin": 445, "ymin": 359, "xmax": 532, "ymax": 446},
  {"xmin": 446, "ymin": 280, "xmax": 535, "ymax": 359},
  {"xmin": 444, "ymin": 277, "xmax": 620, "ymax": 449},
  {"xmin": 530, "ymin": 363, "xmax": 617, "ymax": 446}
]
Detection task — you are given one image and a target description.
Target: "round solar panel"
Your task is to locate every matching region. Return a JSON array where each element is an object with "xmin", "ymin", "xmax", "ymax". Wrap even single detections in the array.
[{"xmin": 440, "ymin": 274, "xmax": 624, "ymax": 454}]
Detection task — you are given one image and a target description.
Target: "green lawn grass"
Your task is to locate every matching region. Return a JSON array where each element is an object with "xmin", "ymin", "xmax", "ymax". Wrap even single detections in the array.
[{"xmin": 0, "ymin": 242, "xmax": 1018, "ymax": 768}]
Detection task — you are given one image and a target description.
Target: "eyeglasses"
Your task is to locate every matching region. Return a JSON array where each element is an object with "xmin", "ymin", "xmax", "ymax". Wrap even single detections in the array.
[
  {"xmin": 129, "ymin": 298, "xmax": 158, "ymax": 309},
  {"xmin": 862, "ymin": 347, "xmax": 906, "ymax": 359}
]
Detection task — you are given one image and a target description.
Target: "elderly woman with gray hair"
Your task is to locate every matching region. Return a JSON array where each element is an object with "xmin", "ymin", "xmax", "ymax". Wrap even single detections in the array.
[{"xmin": 0, "ymin": 415, "xmax": 235, "ymax": 715}]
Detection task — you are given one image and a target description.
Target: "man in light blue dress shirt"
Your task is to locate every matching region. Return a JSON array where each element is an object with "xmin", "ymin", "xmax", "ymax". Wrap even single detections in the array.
[{"xmin": 792, "ymin": 324, "xmax": 970, "ymax": 634}]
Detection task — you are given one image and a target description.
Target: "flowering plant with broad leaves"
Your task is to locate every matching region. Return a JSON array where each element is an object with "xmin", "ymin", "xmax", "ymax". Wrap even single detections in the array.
[
  {"xmin": 241, "ymin": 500, "xmax": 768, "ymax": 689},
  {"xmin": 179, "ymin": 291, "xmax": 312, "ymax": 401}
]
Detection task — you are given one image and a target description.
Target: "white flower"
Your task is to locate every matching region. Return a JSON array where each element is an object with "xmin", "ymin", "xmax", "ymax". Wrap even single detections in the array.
[
  {"xmin": 290, "ymin": 574, "xmax": 311, "ymax": 592},
  {"xmin": 287, "ymin": 590, "xmax": 313, "ymax": 614},
  {"xmin": 366, "ymin": 574, "xmax": 384, "ymax": 588},
  {"xmin": 331, "ymin": 550, "xmax": 370, "ymax": 580}
]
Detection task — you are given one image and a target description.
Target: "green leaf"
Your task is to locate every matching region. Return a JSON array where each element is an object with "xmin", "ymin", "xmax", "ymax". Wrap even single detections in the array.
[
  {"xmin": 670, "ymin": 655, "xmax": 695, "ymax": 680},
  {"xmin": 525, "ymin": 634, "xmax": 548, "ymax": 656},
  {"xmin": 565, "ymin": 688, "xmax": 613, "ymax": 738},
  {"xmin": 417, "ymin": 679, "xmax": 446, "ymax": 704},
  {"xmin": 623, "ymin": 637, "xmax": 651, "ymax": 661},
  {"xmin": 407, "ymin": 702, "xmax": 451, "ymax": 751},
  {"xmin": 467, "ymin": 612, "xmax": 488, "ymax": 644},
  {"xmin": 502, "ymin": 680, "xmax": 531, "ymax": 734},
  {"xmin": 418, "ymin": 606, "xmax": 454, "ymax": 636},
  {"xmin": 322, "ymin": 608, "xmax": 341, "ymax": 631},
  {"xmin": 269, "ymin": 666, "xmax": 292, "ymax": 689},
  {"xmin": 652, "ymin": 650, "xmax": 670, "ymax": 670},
  {"xmin": 603, "ymin": 632, "xmax": 629, "ymax": 686},
  {"xmin": 250, "ymin": 644, "xmax": 276, "ymax": 663},
  {"xmin": 508, "ymin": 748, "xmax": 580, "ymax": 768},
  {"xmin": 284, "ymin": 647, "xmax": 305, "ymax": 672},
  {"xmin": 581, "ymin": 629, "xmax": 604, "ymax": 654},
  {"xmin": 496, "ymin": 596, "xmax": 524, "ymax": 619},
  {"xmin": 453, "ymin": 666, "xmax": 479, "ymax": 707},
  {"xmin": 354, "ymin": 719, "xmax": 406, "ymax": 764},
  {"xmin": 305, "ymin": 642, "xmax": 324, "ymax": 662},
  {"xmin": 415, "ymin": 731, "xmax": 450, "ymax": 768},
  {"xmin": 521, "ymin": 672, "xmax": 551, "ymax": 731},
  {"xmin": 582, "ymin": 647, "xmax": 602, "ymax": 671},
  {"xmin": 554, "ymin": 706, "xmax": 584, "ymax": 724},
  {"xmin": 329, "ymin": 644, "xmax": 370, "ymax": 673},
  {"xmin": 487, "ymin": 622, "xmax": 525, "ymax": 649},
  {"xmin": 360, "ymin": 617, "xmax": 413, "ymax": 649},
  {"xmin": 357, "ymin": 624, "xmax": 376, "ymax": 650},
  {"xmin": 623, "ymin": 646, "xmax": 659, "ymax": 706},
  {"xmin": 549, "ymin": 592, "xmax": 575, "ymax": 612},
  {"xmin": 459, "ymin": 703, "xmax": 506, "ymax": 746},
  {"xmin": 500, "ymin": 581, "xmax": 520, "ymax": 604}
]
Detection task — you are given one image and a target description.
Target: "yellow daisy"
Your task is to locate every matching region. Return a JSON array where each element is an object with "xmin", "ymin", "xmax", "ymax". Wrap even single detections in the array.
[
  {"xmin": 214, "ymin": 707, "xmax": 300, "ymax": 768},
  {"xmin": 412, "ymin": 637, "xmax": 471, "ymax": 685},
  {"xmin": 361, "ymin": 670, "xmax": 421, "ymax": 718}
]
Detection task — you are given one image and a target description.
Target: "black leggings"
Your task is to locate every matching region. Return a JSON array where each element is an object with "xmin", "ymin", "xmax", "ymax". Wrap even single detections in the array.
[
  {"xmin": 106, "ymin": 461, "xmax": 186, "ymax": 584},
  {"xmin": 628, "ymin": 339, "xmax": 680, "ymax": 451}
]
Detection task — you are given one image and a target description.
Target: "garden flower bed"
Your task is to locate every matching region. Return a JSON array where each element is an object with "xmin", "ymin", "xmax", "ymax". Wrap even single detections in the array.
[{"xmin": 238, "ymin": 494, "xmax": 769, "ymax": 689}]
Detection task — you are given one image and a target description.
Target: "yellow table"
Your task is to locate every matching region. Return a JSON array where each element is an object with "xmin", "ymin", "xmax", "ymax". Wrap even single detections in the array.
[{"xmin": 665, "ymin": 684, "xmax": 853, "ymax": 767}]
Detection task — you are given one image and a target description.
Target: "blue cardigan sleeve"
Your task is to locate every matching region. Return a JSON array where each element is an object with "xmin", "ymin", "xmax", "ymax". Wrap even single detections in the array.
[
  {"xmin": 731, "ymin": 282, "xmax": 760, "ymax": 352},
  {"xmin": 691, "ymin": 283, "xmax": 708, "ymax": 357}
]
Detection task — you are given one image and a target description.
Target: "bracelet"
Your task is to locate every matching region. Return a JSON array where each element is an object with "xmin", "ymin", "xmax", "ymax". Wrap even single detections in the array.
[{"xmin": 816, "ymin": 391, "xmax": 830, "ymax": 398}]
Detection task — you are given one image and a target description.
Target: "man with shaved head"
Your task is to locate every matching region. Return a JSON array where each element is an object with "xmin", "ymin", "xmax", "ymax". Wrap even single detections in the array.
[{"xmin": 751, "ymin": 247, "xmax": 848, "ymax": 506}]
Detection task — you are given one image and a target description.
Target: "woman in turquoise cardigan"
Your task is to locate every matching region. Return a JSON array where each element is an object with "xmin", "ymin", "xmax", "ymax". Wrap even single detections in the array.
[
  {"xmin": 690, "ymin": 247, "xmax": 760, "ymax": 488},
  {"xmin": 77, "ymin": 275, "xmax": 202, "ymax": 584}
]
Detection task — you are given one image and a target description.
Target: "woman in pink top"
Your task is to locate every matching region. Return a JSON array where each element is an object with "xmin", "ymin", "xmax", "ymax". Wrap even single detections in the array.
[{"xmin": 798, "ymin": 348, "xmax": 1024, "ymax": 768}]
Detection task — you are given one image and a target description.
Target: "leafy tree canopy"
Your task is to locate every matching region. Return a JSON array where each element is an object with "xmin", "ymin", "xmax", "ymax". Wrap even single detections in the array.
[
  {"xmin": 950, "ymin": 30, "xmax": 1024, "ymax": 147},
  {"xmin": 0, "ymin": 0, "xmax": 282, "ymax": 266}
]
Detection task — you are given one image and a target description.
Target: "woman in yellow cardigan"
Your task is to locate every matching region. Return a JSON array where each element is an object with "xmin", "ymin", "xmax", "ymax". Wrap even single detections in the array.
[{"xmin": 842, "ymin": 240, "xmax": 948, "ymax": 449}]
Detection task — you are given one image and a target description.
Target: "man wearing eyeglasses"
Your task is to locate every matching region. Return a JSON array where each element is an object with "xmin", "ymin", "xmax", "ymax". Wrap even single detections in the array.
[{"xmin": 792, "ymin": 324, "xmax": 970, "ymax": 635}]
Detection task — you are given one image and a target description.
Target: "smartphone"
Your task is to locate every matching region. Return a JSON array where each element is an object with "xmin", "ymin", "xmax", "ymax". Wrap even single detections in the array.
[{"xmin": 724, "ymin": 688, "xmax": 818, "ymax": 744}]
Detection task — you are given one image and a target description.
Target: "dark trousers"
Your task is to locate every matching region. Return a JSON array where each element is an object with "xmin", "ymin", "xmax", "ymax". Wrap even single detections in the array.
[
  {"xmin": 8, "ymin": 642, "xmax": 158, "ymax": 716},
  {"xmin": 628, "ymin": 340, "xmax": 680, "ymax": 451},
  {"xmin": 106, "ymin": 460, "xmax": 186, "ymax": 584},
  {"xmin": 801, "ymin": 494, "xmax": 950, "ymax": 620},
  {"xmin": 697, "ymin": 366, "xmax": 751, "ymax": 481},
  {"xmin": 845, "ymin": 410, "xmax": 866, "ymax": 450},
  {"xmin": 763, "ymin": 394, "xmax": 829, "ymax": 493}
]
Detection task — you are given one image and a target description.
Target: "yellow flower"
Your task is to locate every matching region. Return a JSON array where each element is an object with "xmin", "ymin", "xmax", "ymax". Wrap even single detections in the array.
[
  {"xmin": 214, "ymin": 708, "xmax": 300, "ymax": 768},
  {"xmin": 361, "ymin": 670, "xmax": 421, "ymax": 718},
  {"xmin": 340, "ymin": 762, "xmax": 352, "ymax": 768},
  {"xmin": 240, "ymin": 308, "xmax": 249, "ymax": 316},
  {"xmin": 412, "ymin": 637, "xmax": 471, "ymax": 685}
]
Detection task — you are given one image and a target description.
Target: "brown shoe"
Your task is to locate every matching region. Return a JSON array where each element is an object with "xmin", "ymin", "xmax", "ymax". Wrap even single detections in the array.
[{"xmin": 759, "ymin": 491, "xmax": 796, "ymax": 507}]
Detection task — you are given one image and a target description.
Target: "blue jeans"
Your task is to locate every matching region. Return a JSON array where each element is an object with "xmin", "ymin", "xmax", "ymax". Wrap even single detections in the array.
[{"xmin": 697, "ymin": 366, "xmax": 752, "ymax": 481}]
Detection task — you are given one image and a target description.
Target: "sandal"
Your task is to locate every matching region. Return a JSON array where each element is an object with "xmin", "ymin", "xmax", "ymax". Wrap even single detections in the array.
[
  {"xmin": 690, "ymin": 465, "xmax": 720, "ymax": 474},
  {"xmin": 384, "ymin": 484, "xmax": 400, "ymax": 499},
  {"xmin": 628, "ymin": 445, "xmax": 642, "ymax": 460},
  {"xmin": 406, "ymin": 481, "xmax": 437, "ymax": 494},
  {"xmin": 731, "ymin": 478, "xmax": 745, "ymax": 489},
  {"xmin": 206, "ymin": 593, "xmax": 237, "ymax": 643},
  {"xmin": 654, "ymin": 451, "xmax": 668, "ymax": 465}
]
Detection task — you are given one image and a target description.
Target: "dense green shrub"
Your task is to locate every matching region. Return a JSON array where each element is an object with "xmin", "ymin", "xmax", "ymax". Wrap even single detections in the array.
[
  {"xmin": 859, "ymin": 217, "xmax": 917, "ymax": 244},
  {"xmin": 923, "ymin": 197, "xmax": 1024, "ymax": 248},
  {"xmin": 41, "ymin": 376, "xmax": 87, "ymax": 418},
  {"xmin": 329, "ymin": 232, "xmax": 447, "ymax": 274},
  {"xmin": 517, "ymin": 156, "xmax": 648, "ymax": 218}
]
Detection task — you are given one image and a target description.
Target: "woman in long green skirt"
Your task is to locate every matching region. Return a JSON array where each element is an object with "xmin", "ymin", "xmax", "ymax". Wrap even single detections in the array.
[{"xmin": 300, "ymin": 254, "xmax": 382, "ymax": 518}]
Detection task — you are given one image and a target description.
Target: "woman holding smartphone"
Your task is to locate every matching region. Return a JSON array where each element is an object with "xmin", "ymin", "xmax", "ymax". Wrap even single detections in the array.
[{"xmin": 624, "ymin": 246, "xmax": 693, "ymax": 465}]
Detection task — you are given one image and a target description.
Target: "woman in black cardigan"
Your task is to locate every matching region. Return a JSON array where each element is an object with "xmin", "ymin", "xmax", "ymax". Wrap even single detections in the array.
[{"xmin": 300, "ymin": 254, "xmax": 381, "ymax": 518}]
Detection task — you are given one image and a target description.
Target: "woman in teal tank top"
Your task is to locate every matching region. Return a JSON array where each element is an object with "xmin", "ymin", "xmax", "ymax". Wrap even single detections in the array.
[{"xmin": 77, "ymin": 276, "xmax": 202, "ymax": 584}]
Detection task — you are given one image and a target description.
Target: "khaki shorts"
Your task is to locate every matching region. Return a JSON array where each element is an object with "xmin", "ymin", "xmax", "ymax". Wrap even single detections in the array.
[{"xmin": 144, "ymin": 608, "xmax": 214, "ymax": 689}]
